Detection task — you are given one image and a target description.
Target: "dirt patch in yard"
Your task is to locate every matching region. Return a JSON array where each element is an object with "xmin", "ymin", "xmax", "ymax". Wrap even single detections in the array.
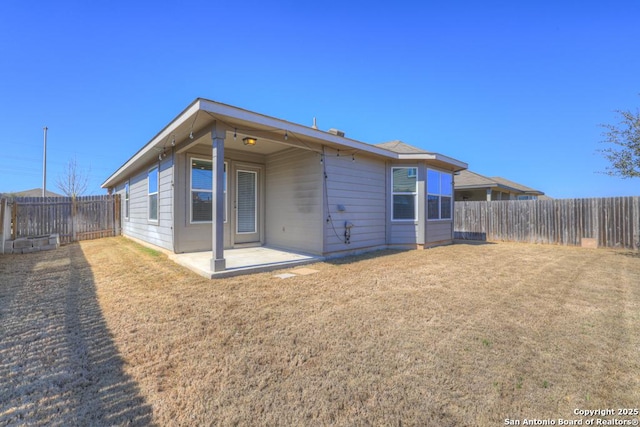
[{"xmin": 2, "ymin": 237, "xmax": 640, "ymax": 426}]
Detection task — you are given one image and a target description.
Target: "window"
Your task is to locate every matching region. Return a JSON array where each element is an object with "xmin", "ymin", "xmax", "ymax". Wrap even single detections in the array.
[
  {"xmin": 427, "ymin": 169, "xmax": 453, "ymax": 220},
  {"xmin": 392, "ymin": 167, "xmax": 417, "ymax": 220},
  {"xmin": 190, "ymin": 158, "xmax": 226, "ymax": 223},
  {"xmin": 148, "ymin": 166, "xmax": 159, "ymax": 221},
  {"xmin": 124, "ymin": 180, "xmax": 129, "ymax": 219},
  {"xmin": 236, "ymin": 170, "xmax": 257, "ymax": 233}
]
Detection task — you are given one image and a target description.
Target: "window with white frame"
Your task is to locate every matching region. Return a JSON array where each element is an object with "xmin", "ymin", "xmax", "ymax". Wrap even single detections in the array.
[
  {"xmin": 427, "ymin": 169, "xmax": 453, "ymax": 220},
  {"xmin": 190, "ymin": 158, "xmax": 226, "ymax": 223},
  {"xmin": 392, "ymin": 167, "xmax": 417, "ymax": 220},
  {"xmin": 124, "ymin": 180, "xmax": 130, "ymax": 219},
  {"xmin": 148, "ymin": 166, "xmax": 159, "ymax": 221}
]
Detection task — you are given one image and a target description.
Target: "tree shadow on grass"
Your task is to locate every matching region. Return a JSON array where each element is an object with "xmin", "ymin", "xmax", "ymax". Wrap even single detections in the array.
[{"xmin": 0, "ymin": 244, "xmax": 154, "ymax": 426}]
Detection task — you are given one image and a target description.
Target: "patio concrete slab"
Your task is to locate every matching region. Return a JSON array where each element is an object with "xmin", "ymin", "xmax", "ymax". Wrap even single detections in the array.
[{"xmin": 169, "ymin": 246, "xmax": 322, "ymax": 279}]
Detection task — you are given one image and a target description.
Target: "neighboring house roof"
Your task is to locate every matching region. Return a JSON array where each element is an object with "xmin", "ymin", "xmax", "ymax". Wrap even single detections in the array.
[
  {"xmin": 1, "ymin": 188, "xmax": 64, "ymax": 197},
  {"xmin": 489, "ymin": 176, "xmax": 543, "ymax": 196},
  {"xmin": 454, "ymin": 170, "xmax": 544, "ymax": 196},
  {"xmin": 454, "ymin": 170, "xmax": 498, "ymax": 189},
  {"xmin": 375, "ymin": 140, "xmax": 430, "ymax": 154},
  {"xmin": 102, "ymin": 98, "xmax": 468, "ymax": 189}
]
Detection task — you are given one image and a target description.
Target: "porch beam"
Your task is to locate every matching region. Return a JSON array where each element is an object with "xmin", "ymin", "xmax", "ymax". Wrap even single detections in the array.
[
  {"xmin": 211, "ymin": 121, "xmax": 227, "ymax": 272},
  {"xmin": 232, "ymin": 128, "xmax": 323, "ymax": 153},
  {"xmin": 175, "ymin": 127, "xmax": 215, "ymax": 154}
]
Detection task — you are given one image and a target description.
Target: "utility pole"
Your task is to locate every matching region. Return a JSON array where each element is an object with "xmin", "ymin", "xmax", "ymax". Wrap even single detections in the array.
[{"xmin": 42, "ymin": 126, "xmax": 48, "ymax": 197}]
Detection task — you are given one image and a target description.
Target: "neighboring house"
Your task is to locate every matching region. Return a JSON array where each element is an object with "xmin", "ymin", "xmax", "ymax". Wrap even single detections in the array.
[
  {"xmin": 454, "ymin": 170, "xmax": 545, "ymax": 201},
  {"xmin": 0, "ymin": 188, "xmax": 64, "ymax": 198},
  {"xmin": 102, "ymin": 98, "xmax": 467, "ymax": 273}
]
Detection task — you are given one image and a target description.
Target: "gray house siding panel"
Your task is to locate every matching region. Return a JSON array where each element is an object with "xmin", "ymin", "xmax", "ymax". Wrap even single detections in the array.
[
  {"xmin": 388, "ymin": 162, "xmax": 421, "ymax": 246},
  {"xmin": 173, "ymin": 146, "xmax": 267, "ymax": 253},
  {"xmin": 323, "ymin": 152, "xmax": 387, "ymax": 254},
  {"xmin": 265, "ymin": 148, "xmax": 323, "ymax": 254},
  {"xmin": 120, "ymin": 158, "xmax": 174, "ymax": 251},
  {"xmin": 173, "ymin": 149, "xmax": 213, "ymax": 253},
  {"xmin": 389, "ymin": 223, "xmax": 419, "ymax": 245},
  {"xmin": 426, "ymin": 221, "xmax": 453, "ymax": 243}
]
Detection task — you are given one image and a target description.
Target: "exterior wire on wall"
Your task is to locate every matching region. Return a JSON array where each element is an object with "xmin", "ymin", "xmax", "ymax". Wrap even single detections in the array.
[{"xmin": 321, "ymin": 146, "xmax": 348, "ymax": 244}]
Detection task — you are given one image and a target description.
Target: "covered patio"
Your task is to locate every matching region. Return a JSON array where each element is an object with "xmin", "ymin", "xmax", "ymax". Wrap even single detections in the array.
[{"xmin": 169, "ymin": 246, "xmax": 322, "ymax": 278}]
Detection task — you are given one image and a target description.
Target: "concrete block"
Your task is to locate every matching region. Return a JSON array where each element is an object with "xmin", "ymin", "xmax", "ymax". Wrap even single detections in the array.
[
  {"xmin": 49, "ymin": 234, "xmax": 60, "ymax": 247},
  {"xmin": 40, "ymin": 244, "xmax": 57, "ymax": 251},
  {"xmin": 3, "ymin": 241, "xmax": 13, "ymax": 253},
  {"xmin": 31, "ymin": 237, "xmax": 49, "ymax": 247},
  {"xmin": 21, "ymin": 247, "xmax": 39, "ymax": 254},
  {"xmin": 13, "ymin": 239, "xmax": 33, "ymax": 250}
]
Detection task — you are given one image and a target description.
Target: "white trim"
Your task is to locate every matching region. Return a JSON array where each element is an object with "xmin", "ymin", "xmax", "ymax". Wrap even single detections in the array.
[
  {"xmin": 235, "ymin": 169, "xmax": 258, "ymax": 234},
  {"xmin": 391, "ymin": 166, "xmax": 418, "ymax": 222},
  {"xmin": 427, "ymin": 168, "xmax": 453, "ymax": 221},
  {"xmin": 124, "ymin": 180, "xmax": 130, "ymax": 220},
  {"xmin": 189, "ymin": 157, "xmax": 227, "ymax": 224},
  {"xmin": 148, "ymin": 165, "xmax": 159, "ymax": 223}
]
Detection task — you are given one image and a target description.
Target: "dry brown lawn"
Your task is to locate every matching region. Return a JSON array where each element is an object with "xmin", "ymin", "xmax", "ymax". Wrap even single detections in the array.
[{"xmin": 1, "ymin": 237, "xmax": 640, "ymax": 426}]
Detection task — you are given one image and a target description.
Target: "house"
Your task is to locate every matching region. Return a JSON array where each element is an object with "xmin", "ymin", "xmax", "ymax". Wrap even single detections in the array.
[
  {"xmin": 0, "ymin": 188, "xmax": 64, "ymax": 198},
  {"xmin": 454, "ymin": 170, "xmax": 545, "ymax": 201},
  {"xmin": 101, "ymin": 98, "xmax": 467, "ymax": 275}
]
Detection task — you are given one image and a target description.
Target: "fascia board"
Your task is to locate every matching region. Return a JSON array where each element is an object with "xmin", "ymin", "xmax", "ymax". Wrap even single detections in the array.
[
  {"xmin": 396, "ymin": 153, "xmax": 468, "ymax": 171},
  {"xmin": 199, "ymin": 99, "xmax": 396, "ymax": 158},
  {"xmin": 101, "ymin": 100, "xmax": 201, "ymax": 188}
]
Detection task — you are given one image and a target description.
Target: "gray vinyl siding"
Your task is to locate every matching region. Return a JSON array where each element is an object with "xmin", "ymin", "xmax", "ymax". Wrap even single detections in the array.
[
  {"xmin": 426, "ymin": 221, "xmax": 453, "ymax": 243},
  {"xmin": 425, "ymin": 165, "xmax": 454, "ymax": 245},
  {"xmin": 265, "ymin": 148, "xmax": 323, "ymax": 254},
  {"xmin": 173, "ymin": 146, "xmax": 266, "ymax": 253},
  {"xmin": 389, "ymin": 162, "xmax": 422, "ymax": 246},
  {"xmin": 173, "ymin": 146, "xmax": 215, "ymax": 253},
  {"xmin": 389, "ymin": 222, "xmax": 420, "ymax": 245},
  {"xmin": 322, "ymin": 151, "xmax": 386, "ymax": 254},
  {"xmin": 119, "ymin": 157, "xmax": 174, "ymax": 251}
]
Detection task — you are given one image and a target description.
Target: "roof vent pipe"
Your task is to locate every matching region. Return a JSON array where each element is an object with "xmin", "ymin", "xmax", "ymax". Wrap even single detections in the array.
[{"xmin": 312, "ymin": 117, "xmax": 318, "ymax": 129}]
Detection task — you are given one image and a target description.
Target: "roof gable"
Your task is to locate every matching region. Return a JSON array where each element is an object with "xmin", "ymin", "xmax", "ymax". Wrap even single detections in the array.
[{"xmin": 102, "ymin": 99, "xmax": 468, "ymax": 188}]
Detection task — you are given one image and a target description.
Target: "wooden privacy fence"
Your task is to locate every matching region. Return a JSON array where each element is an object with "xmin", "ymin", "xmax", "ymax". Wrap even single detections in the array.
[
  {"xmin": 454, "ymin": 197, "xmax": 640, "ymax": 250},
  {"xmin": 1, "ymin": 195, "xmax": 121, "ymax": 245}
]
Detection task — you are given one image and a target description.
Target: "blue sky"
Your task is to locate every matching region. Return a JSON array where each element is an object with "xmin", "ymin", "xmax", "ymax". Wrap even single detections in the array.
[{"xmin": 1, "ymin": 0, "xmax": 639, "ymax": 198}]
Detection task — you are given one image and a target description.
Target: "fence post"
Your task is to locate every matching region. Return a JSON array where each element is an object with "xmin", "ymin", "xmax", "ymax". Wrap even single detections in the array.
[
  {"xmin": 11, "ymin": 200, "xmax": 17, "ymax": 240},
  {"xmin": 0, "ymin": 198, "xmax": 5, "ymax": 254},
  {"xmin": 114, "ymin": 194, "xmax": 121, "ymax": 236},
  {"xmin": 72, "ymin": 195, "xmax": 77, "ymax": 242}
]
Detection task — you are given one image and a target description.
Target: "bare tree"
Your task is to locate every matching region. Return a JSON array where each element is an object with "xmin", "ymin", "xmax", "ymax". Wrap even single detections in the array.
[{"xmin": 56, "ymin": 157, "xmax": 90, "ymax": 197}]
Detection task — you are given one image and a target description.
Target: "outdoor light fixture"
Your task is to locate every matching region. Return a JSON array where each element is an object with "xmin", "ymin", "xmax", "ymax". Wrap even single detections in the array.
[{"xmin": 243, "ymin": 137, "xmax": 257, "ymax": 146}]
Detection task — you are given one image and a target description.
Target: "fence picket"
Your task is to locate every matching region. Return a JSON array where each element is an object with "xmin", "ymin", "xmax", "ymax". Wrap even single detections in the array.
[
  {"xmin": 454, "ymin": 197, "xmax": 640, "ymax": 250},
  {"xmin": 2, "ymin": 195, "xmax": 120, "ymax": 245}
]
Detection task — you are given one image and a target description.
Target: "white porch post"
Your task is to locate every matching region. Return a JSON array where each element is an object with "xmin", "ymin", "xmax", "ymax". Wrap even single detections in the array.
[
  {"xmin": 486, "ymin": 188, "xmax": 492, "ymax": 201},
  {"xmin": 211, "ymin": 121, "xmax": 226, "ymax": 272}
]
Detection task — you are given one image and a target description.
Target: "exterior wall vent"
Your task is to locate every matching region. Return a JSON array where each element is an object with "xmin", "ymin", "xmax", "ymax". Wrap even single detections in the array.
[{"xmin": 328, "ymin": 128, "xmax": 345, "ymax": 137}]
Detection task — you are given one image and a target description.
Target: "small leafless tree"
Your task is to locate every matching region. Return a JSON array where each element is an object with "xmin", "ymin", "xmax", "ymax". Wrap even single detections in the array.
[{"xmin": 56, "ymin": 157, "xmax": 90, "ymax": 197}]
